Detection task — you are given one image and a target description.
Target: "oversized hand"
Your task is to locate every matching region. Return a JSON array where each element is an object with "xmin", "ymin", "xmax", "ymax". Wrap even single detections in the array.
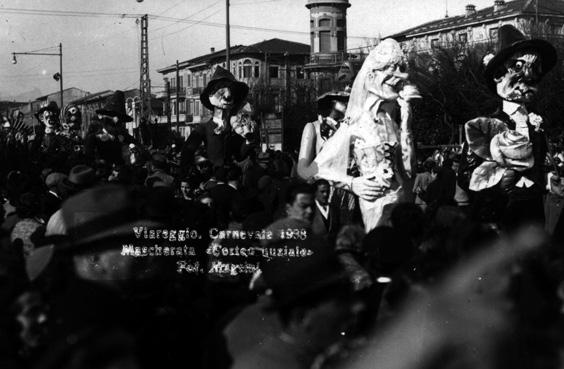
[{"xmin": 352, "ymin": 175, "xmax": 387, "ymax": 201}]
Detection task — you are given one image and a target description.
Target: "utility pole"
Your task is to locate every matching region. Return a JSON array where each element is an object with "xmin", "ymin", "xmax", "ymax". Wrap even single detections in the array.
[
  {"xmin": 226, "ymin": 0, "xmax": 230, "ymax": 69},
  {"xmin": 165, "ymin": 80, "xmax": 171, "ymax": 130},
  {"xmin": 176, "ymin": 60, "xmax": 180, "ymax": 133},
  {"xmin": 535, "ymin": 0, "xmax": 539, "ymax": 30},
  {"xmin": 59, "ymin": 43, "xmax": 63, "ymax": 110},
  {"xmin": 139, "ymin": 14, "xmax": 151, "ymax": 142},
  {"xmin": 283, "ymin": 51, "xmax": 289, "ymax": 151}
]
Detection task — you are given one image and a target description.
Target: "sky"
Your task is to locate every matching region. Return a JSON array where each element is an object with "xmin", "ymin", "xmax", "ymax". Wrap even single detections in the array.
[{"xmin": 0, "ymin": 0, "xmax": 496, "ymax": 101}]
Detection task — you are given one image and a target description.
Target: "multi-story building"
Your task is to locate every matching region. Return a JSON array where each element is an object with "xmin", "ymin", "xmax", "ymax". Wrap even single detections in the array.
[
  {"xmin": 33, "ymin": 87, "xmax": 90, "ymax": 113},
  {"xmin": 71, "ymin": 88, "xmax": 162, "ymax": 139},
  {"xmin": 156, "ymin": 38, "xmax": 311, "ymax": 140},
  {"xmin": 304, "ymin": 0, "xmax": 351, "ymax": 93},
  {"xmin": 390, "ymin": 0, "xmax": 564, "ymax": 52}
]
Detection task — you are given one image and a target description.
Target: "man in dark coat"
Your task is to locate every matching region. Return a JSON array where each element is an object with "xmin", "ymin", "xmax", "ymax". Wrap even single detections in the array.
[
  {"xmin": 181, "ymin": 66, "xmax": 249, "ymax": 169},
  {"xmin": 462, "ymin": 25, "xmax": 560, "ymax": 228},
  {"xmin": 311, "ymin": 179, "xmax": 341, "ymax": 242}
]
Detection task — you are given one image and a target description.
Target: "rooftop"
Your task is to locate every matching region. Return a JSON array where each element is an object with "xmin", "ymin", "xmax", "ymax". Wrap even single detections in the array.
[
  {"xmin": 389, "ymin": 0, "xmax": 564, "ymax": 40},
  {"xmin": 157, "ymin": 38, "xmax": 310, "ymax": 73}
]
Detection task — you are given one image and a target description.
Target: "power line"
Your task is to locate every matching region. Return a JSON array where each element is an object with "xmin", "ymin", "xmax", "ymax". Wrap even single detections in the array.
[
  {"xmin": 0, "ymin": 6, "xmax": 374, "ymax": 39},
  {"xmin": 156, "ymin": 0, "xmax": 186, "ymax": 16},
  {"xmin": 151, "ymin": 10, "xmax": 222, "ymax": 40},
  {"xmin": 152, "ymin": 0, "xmax": 221, "ymax": 32},
  {"xmin": 0, "ymin": 7, "xmax": 142, "ymax": 19}
]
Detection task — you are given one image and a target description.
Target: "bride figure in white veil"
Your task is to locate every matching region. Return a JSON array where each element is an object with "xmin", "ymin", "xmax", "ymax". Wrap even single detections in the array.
[{"xmin": 306, "ymin": 39, "xmax": 421, "ymax": 231}]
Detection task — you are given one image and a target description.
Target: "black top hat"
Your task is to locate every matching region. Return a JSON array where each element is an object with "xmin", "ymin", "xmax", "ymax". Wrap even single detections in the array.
[
  {"xmin": 317, "ymin": 87, "xmax": 351, "ymax": 112},
  {"xmin": 484, "ymin": 25, "xmax": 557, "ymax": 93},
  {"xmin": 200, "ymin": 66, "xmax": 249, "ymax": 111},
  {"xmin": 96, "ymin": 91, "xmax": 133, "ymax": 122},
  {"xmin": 35, "ymin": 101, "xmax": 60, "ymax": 120}
]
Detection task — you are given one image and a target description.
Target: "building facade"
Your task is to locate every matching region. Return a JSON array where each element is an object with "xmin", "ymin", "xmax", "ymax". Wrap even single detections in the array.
[
  {"xmin": 156, "ymin": 38, "xmax": 311, "ymax": 140},
  {"xmin": 304, "ymin": 0, "xmax": 351, "ymax": 93},
  {"xmin": 390, "ymin": 0, "xmax": 564, "ymax": 52}
]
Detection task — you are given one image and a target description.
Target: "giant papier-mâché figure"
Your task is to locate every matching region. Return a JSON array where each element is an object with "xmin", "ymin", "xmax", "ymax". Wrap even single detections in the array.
[
  {"xmin": 309, "ymin": 39, "xmax": 421, "ymax": 231},
  {"xmin": 181, "ymin": 66, "xmax": 249, "ymax": 169},
  {"xmin": 463, "ymin": 25, "xmax": 561, "ymax": 227}
]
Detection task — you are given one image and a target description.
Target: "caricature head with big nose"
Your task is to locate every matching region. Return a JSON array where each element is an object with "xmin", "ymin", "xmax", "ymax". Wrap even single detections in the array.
[
  {"xmin": 365, "ymin": 39, "xmax": 409, "ymax": 101},
  {"xmin": 484, "ymin": 25, "xmax": 556, "ymax": 105}
]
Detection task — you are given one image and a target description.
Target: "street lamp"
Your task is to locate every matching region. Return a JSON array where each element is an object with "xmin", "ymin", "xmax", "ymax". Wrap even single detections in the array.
[{"xmin": 11, "ymin": 43, "xmax": 64, "ymax": 111}]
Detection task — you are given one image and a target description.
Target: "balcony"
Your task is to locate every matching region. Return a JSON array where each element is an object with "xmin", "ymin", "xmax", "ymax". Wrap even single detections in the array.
[
  {"xmin": 307, "ymin": 52, "xmax": 347, "ymax": 66},
  {"xmin": 190, "ymin": 87, "xmax": 204, "ymax": 96},
  {"xmin": 169, "ymin": 87, "xmax": 186, "ymax": 97}
]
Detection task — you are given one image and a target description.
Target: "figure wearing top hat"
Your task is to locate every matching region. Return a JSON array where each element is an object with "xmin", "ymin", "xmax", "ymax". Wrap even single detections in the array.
[
  {"xmin": 463, "ymin": 25, "xmax": 561, "ymax": 227},
  {"xmin": 181, "ymin": 66, "xmax": 249, "ymax": 169},
  {"xmin": 85, "ymin": 91, "xmax": 135, "ymax": 166}
]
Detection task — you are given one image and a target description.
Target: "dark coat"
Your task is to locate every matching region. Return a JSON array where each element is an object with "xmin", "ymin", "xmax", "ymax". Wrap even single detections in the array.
[
  {"xmin": 181, "ymin": 119, "xmax": 245, "ymax": 168},
  {"xmin": 461, "ymin": 108, "xmax": 548, "ymax": 227},
  {"xmin": 311, "ymin": 202, "xmax": 340, "ymax": 241},
  {"xmin": 210, "ymin": 183, "xmax": 240, "ymax": 229}
]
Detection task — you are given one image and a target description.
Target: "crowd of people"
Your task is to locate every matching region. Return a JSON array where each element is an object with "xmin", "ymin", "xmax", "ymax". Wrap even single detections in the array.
[{"xmin": 1, "ymin": 26, "xmax": 564, "ymax": 369}]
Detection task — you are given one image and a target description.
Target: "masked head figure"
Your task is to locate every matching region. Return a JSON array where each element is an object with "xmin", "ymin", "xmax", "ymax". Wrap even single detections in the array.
[
  {"xmin": 312, "ymin": 39, "xmax": 421, "ymax": 231},
  {"xmin": 35, "ymin": 101, "xmax": 61, "ymax": 135},
  {"xmin": 463, "ymin": 25, "xmax": 558, "ymax": 227},
  {"xmin": 62, "ymin": 104, "xmax": 82, "ymax": 135},
  {"xmin": 181, "ymin": 66, "xmax": 249, "ymax": 170},
  {"xmin": 84, "ymin": 91, "xmax": 135, "ymax": 167}
]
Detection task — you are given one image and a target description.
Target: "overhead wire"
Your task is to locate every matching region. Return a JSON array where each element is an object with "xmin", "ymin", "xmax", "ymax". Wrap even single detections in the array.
[
  {"xmin": 0, "ymin": 6, "xmax": 374, "ymax": 39},
  {"xmin": 151, "ymin": 0, "xmax": 221, "ymax": 33}
]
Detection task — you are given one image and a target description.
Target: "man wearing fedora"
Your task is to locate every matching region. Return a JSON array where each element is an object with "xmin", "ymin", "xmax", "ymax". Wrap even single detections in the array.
[
  {"xmin": 181, "ymin": 66, "xmax": 249, "ymax": 169},
  {"xmin": 464, "ymin": 25, "xmax": 562, "ymax": 227},
  {"xmin": 85, "ymin": 90, "xmax": 135, "ymax": 167}
]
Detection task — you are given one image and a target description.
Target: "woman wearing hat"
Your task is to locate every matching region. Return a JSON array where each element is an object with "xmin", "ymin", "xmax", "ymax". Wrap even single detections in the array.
[
  {"xmin": 463, "ymin": 25, "xmax": 562, "ymax": 227},
  {"xmin": 297, "ymin": 89, "xmax": 349, "ymax": 180},
  {"xmin": 181, "ymin": 66, "xmax": 249, "ymax": 169}
]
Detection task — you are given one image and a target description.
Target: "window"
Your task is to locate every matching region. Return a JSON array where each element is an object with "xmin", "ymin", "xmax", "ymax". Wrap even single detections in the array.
[
  {"xmin": 337, "ymin": 31, "xmax": 345, "ymax": 51},
  {"xmin": 170, "ymin": 77, "xmax": 176, "ymax": 89},
  {"xmin": 431, "ymin": 38, "xmax": 440, "ymax": 48},
  {"xmin": 195, "ymin": 101, "xmax": 200, "ymax": 116},
  {"xmin": 274, "ymin": 95, "xmax": 282, "ymax": 113},
  {"xmin": 269, "ymin": 65, "xmax": 279, "ymax": 79},
  {"xmin": 319, "ymin": 18, "xmax": 331, "ymax": 27},
  {"xmin": 179, "ymin": 76, "xmax": 184, "ymax": 89},
  {"xmin": 179, "ymin": 100, "xmax": 186, "ymax": 114},
  {"xmin": 310, "ymin": 20, "xmax": 314, "ymax": 27},
  {"xmin": 238, "ymin": 62, "xmax": 243, "ymax": 78},
  {"xmin": 336, "ymin": 19, "xmax": 345, "ymax": 27},
  {"xmin": 296, "ymin": 66, "xmax": 305, "ymax": 79},
  {"xmin": 186, "ymin": 74, "xmax": 191, "ymax": 87},
  {"xmin": 254, "ymin": 62, "xmax": 260, "ymax": 78},
  {"xmin": 203, "ymin": 73, "xmax": 207, "ymax": 86},
  {"xmin": 489, "ymin": 27, "xmax": 499, "ymax": 40},
  {"xmin": 311, "ymin": 32, "xmax": 315, "ymax": 48},
  {"xmin": 458, "ymin": 33, "xmax": 468, "ymax": 43},
  {"xmin": 319, "ymin": 31, "xmax": 331, "ymax": 52},
  {"xmin": 187, "ymin": 100, "xmax": 192, "ymax": 114},
  {"xmin": 243, "ymin": 59, "xmax": 252, "ymax": 78}
]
